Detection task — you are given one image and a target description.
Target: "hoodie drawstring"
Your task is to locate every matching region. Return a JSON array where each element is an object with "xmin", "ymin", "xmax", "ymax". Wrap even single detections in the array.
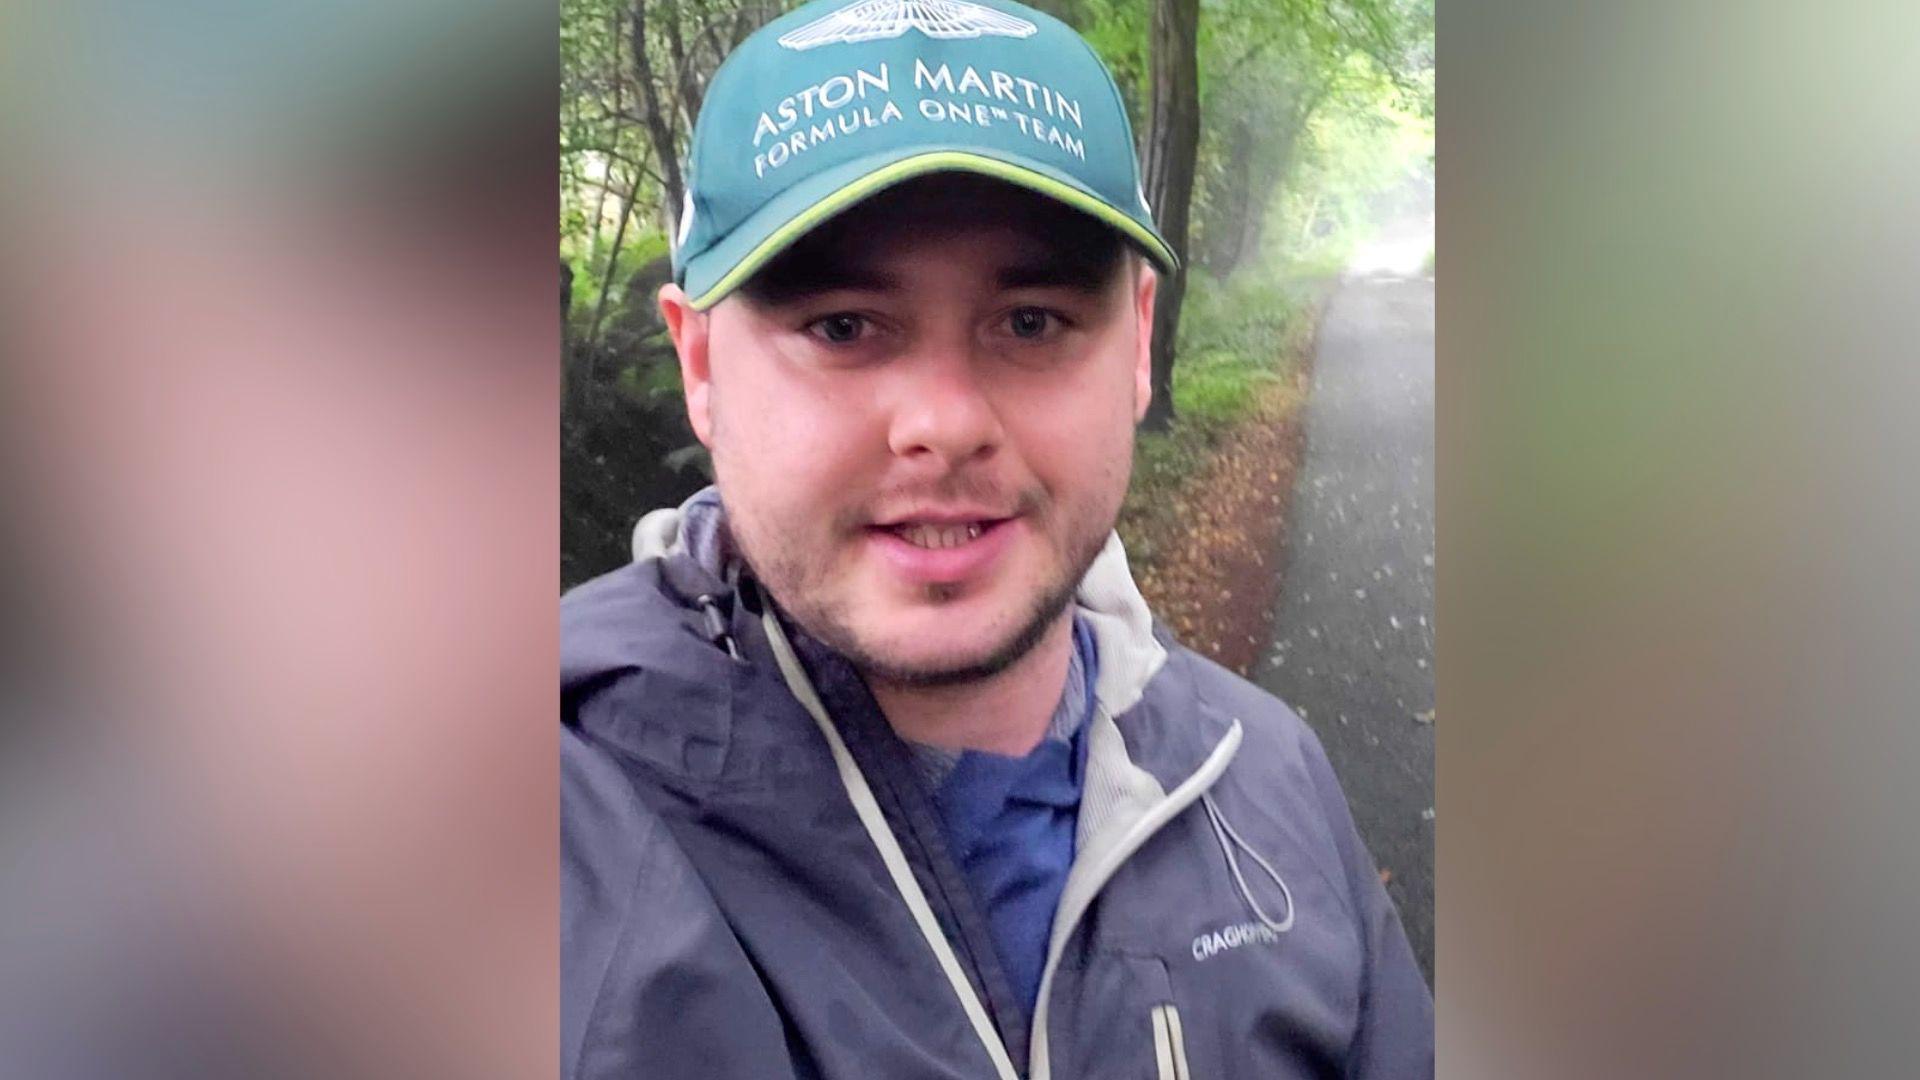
[
  {"xmin": 1201, "ymin": 792, "xmax": 1295, "ymax": 933},
  {"xmin": 694, "ymin": 594, "xmax": 740, "ymax": 660}
]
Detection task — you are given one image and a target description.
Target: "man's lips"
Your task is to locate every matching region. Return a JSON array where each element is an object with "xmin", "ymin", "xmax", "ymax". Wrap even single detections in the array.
[{"xmin": 863, "ymin": 516, "xmax": 1018, "ymax": 586}]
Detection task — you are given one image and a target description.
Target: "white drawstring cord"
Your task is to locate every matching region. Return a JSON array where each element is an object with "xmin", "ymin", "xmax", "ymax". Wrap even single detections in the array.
[
  {"xmin": 759, "ymin": 604, "xmax": 1021, "ymax": 1080},
  {"xmin": 1201, "ymin": 792, "xmax": 1295, "ymax": 933}
]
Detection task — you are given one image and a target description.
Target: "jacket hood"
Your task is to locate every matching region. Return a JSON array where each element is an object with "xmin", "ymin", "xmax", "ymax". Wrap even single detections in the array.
[{"xmin": 626, "ymin": 485, "xmax": 1169, "ymax": 717}]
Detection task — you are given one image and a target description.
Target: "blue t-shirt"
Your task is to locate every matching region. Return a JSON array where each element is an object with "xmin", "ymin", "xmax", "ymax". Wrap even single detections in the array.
[{"xmin": 913, "ymin": 616, "xmax": 1099, "ymax": 1017}]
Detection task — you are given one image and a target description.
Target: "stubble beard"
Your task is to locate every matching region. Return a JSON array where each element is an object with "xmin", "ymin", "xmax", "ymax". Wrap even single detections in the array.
[{"xmin": 731, "ymin": 493, "xmax": 1116, "ymax": 690}]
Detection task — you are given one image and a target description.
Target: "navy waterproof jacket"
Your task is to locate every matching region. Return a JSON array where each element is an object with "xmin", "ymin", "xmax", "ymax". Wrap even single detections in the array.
[{"xmin": 562, "ymin": 490, "xmax": 1433, "ymax": 1079}]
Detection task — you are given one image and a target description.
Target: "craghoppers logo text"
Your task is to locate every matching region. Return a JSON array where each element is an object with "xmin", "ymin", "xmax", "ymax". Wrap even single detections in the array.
[{"xmin": 1191, "ymin": 921, "xmax": 1283, "ymax": 962}]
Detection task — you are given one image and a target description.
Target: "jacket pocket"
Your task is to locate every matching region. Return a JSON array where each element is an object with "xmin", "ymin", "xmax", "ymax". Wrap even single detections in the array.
[{"xmin": 1150, "ymin": 1003, "xmax": 1192, "ymax": 1080}]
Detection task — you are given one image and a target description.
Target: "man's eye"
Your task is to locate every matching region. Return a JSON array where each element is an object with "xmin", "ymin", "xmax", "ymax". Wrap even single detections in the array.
[
  {"xmin": 1008, "ymin": 308, "xmax": 1052, "ymax": 339},
  {"xmin": 807, "ymin": 313, "xmax": 867, "ymax": 344}
]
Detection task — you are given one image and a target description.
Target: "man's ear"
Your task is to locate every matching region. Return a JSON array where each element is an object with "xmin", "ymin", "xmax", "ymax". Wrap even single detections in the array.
[
  {"xmin": 658, "ymin": 283, "xmax": 714, "ymax": 446},
  {"xmin": 1132, "ymin": 262, "xmax": 1159, "ymax": 423}
]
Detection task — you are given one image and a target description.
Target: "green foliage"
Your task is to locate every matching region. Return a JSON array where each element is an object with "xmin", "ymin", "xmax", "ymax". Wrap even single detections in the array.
[
  {"xmin": 1166, "ymin": 268, "xmax": 1304, "ymax": 429},
  {"xmin": 1077, "ymin": 0, "xmax": 1149, "ymax": 122},
  {"xmin": 614, "ymin": 345, "xmax": 686, "ymax": 403},
  {"xmin": 566, "ymin": 228, "xmax": 670, "ymax": 334},
  {"xmin": 1268, "ymin": 50, "xmax": 1431, "ymax": 268},
  {"xmin": 1127, "ymin": 265, "xmax": 1307, "ymax": 520}
]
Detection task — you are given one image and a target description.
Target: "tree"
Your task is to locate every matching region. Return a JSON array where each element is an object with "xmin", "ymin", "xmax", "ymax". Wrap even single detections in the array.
[
  {"xmin": 1140, "ymin": 0, "xmax": 1200, "ymax": 432},
  {"xmin": 628, "ymin": 0, "xmax": 688, "ymax": 237}
]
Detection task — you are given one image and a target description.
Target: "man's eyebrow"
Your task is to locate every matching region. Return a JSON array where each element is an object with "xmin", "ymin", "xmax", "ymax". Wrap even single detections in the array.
[
  {"xmin": 743, "ymin": 260, "xmax": 900, "ymax": 305},
  {"xmin": 995, "ymin": 254, "xmax": 1119, "ymax": 293}
]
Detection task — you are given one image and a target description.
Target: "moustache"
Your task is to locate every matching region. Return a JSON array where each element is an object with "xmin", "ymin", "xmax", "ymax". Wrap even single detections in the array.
[{"xmin": 834, "ymin": 478, "xmax": 1047, "ymax": 532}]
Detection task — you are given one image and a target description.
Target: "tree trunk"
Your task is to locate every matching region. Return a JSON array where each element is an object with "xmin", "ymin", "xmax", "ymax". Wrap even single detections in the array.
[
  {"xmin": 630, "ymin": 0, "xmax": 686, "ymax": 235},
  {"xmin": 1140, "ymin": 0, "xmax": 1201, "ymax": 432},
  {"xmin": 586, "ymin": 165, "xmax": 640, "ymax": 358},
  {"xmin": 1297, "ymin": 189, "xmax": 1322, "ymax": 246},
  {"xmin": 662, "ymin": 0, "xmax": 705, "ymax": 126},
  {"xmin": 1233, "ymin": 111, "xmax": 1307, "ymax": 270},
  {"xmin": 589, "ymin": 7, "xmax": 626, "ymax": 269},
  {"xmin": 1202, "ymin": 115, "xmax": 1255, "ymax": 276}
]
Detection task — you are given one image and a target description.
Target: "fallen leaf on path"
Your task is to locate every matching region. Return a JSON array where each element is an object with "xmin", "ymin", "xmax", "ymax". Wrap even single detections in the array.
[{"xmin": 1412, "ymin": 709, "xmax": 1435, "ymax": 724}]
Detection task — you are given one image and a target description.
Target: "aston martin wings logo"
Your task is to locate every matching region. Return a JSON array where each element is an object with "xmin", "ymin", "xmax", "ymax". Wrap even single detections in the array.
[{"xmin": 778, "ymin": 0, "xmax": 1039, "ymax": 51}]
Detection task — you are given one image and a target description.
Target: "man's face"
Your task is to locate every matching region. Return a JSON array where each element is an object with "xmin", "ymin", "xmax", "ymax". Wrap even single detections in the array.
[{"xmin": 661, "ymin": 176, "xmax": 1156, "ymax": 685}]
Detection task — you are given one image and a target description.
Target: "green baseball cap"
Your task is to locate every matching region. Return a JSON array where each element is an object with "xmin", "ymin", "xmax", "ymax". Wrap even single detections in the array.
[{"xmin": 671, "ymin": 0, "xmax": 1177, "ymax": 309}]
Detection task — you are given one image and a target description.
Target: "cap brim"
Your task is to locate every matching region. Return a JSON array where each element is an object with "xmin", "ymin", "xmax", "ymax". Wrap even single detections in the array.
[{"xmin": 680, "ymin": 146, "xmax": 1179, "ymax": 311}]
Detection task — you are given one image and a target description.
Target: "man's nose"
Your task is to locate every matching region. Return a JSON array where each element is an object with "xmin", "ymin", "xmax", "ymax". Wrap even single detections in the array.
[{"xmin": 885, "ymin": 345, "xmax": 1002, "ymax": 469}]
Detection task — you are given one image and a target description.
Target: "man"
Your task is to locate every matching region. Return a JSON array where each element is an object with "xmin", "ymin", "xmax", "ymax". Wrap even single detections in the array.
[{"xmin": 561, "ymin": 1, "xmax": 1433, "ymax": 1076}]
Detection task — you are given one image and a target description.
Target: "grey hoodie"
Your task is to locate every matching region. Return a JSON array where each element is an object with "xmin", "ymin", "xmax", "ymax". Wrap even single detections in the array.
[{"xmin": 562, "ymin": 489, "xmax": 1432, "ymax": 1079}]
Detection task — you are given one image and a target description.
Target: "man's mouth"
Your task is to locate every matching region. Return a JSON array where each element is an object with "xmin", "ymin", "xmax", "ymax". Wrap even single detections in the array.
[
  {"xmin": 888, "ymin": 522, "xmax": 988, "ymax": 550},
  {"xmin": 863, "ymin": 516, "xmax": 1017, "ymax": 585},
  {"xmin": 867, "ymin": 507, "xmax": 1029, "ymax": 584}
]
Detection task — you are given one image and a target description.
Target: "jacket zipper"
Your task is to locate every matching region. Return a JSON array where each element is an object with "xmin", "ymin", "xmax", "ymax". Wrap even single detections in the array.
[
  {"xmin": 761, "ymin": 608, "xmax": 1022, "ymax": 1080},
  {"xmin": 764, "ymin": 599, "xmax": 1233, "ymax": 1080},
  {"xmin": 1026, "ymin": 720, "xmax": 1242, "ymax": 1080}
]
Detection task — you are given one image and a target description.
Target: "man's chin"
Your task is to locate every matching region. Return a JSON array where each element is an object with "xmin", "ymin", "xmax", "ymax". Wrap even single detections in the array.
[
  {"xmin": 836, "ymin": 589, "xmax": 1079, "ymax": 687},
  {"xmin": 859, "ymin": 658, "xmax": 1020, "ymax": 689},
  {"xmin": 841, "ymin": 630, "xmax": 1028, "ymax": 688},
  {"xmin": 772, "ymin": 561, "xmax": 1089, "ymax": 689}
]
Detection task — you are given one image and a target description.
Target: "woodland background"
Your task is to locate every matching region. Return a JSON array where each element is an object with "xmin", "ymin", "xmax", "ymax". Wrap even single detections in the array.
[{"xmin": 561, "ymin": 0, "xmax": 1434, "ymax": 588}]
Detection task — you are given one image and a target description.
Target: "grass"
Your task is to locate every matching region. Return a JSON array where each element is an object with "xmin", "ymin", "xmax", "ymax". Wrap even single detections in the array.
[{"xmin": 1174, "ymin": 271, "xmax": 1311, "ymax": 414}]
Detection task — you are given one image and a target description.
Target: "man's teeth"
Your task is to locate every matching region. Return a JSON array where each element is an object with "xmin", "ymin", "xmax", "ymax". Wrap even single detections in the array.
[{"xmin": 895, "ymin": 522, "xmax": 985, "ymax": 549}]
